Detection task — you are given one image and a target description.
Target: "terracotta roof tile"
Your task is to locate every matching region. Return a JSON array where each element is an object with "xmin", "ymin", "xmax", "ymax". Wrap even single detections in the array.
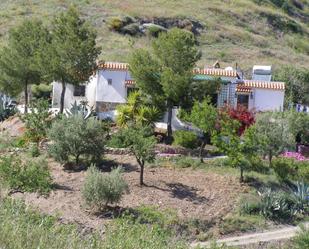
[
  {"xmin": 193, "ymin": 68, "xmax": 239, "ymax": 77},
  {"xmin": 236, "ymin": 86, "xmax": 252, "ymax": 93},
  {"xmin": 124, "ymin": 80, "xmax": 135, "ymax": 86},
  {"xmin": 98, "ymin": 62, "xmax": 129, "ymax": 70},
  {"xmin": 242, "ymin": 80, "xmax": 285, "ymax": 90}
]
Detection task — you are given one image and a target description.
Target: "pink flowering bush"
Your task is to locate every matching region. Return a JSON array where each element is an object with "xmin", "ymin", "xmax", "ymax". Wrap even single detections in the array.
[
  {"xmin": 273, "ymin": 153, "xmax": 309, "ymax": 183},
  {"xmin": 282, "ymin": 151, "xmax": 309, "ymax": 161}
]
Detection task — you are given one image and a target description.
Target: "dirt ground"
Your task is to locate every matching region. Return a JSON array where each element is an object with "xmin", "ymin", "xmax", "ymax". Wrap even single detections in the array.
[
  {"xmin": 12, "ymin": 154, "xmax": 247, "ymax": 230},
  {"xmin": 0, "ymin": 116, "xmax": 25, "ymax": 137}
]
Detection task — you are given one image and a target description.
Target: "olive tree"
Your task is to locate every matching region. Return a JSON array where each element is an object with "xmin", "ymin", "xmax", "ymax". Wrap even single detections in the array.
[
  {"xmin": 119, "ymin": 125, "xmax": 156, "ymax": 186},
  {"xmin": 48, "ymin": 115, "xmax": 106, "ymax": 165}
]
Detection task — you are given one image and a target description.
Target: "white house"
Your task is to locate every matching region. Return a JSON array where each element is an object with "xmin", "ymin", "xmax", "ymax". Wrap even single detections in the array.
[{"xmin": 51, "ymin": 61, "xmax": 285, "ymax": 119}]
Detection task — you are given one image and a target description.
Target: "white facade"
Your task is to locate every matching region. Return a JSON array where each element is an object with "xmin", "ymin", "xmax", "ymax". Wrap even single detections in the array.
[
  {"xmin": 51, "ymin": 62, "xmax": 286, "ymax": 117},
  {"xmin": 51, "ymin": 67, "xmax": 132, "ymax": 110},
  {"xmin": 253, "ymin": 88, "xmax": 285, "ymax": 111},
  {"xmin": 52, "ymin": 74, "xmax": 97, "ymax": 109},
  {"xmin": 96, "ymin": 70, "xmax": 130, "ymax": 104}
]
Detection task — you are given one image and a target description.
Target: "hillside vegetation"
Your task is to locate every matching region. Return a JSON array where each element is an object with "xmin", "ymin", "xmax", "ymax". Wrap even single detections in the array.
[{"xmin": 0, "ymin": 0, "xmax": 308, "ymax": 72}]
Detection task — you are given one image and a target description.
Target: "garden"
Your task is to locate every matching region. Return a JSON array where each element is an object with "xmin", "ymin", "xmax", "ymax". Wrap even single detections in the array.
[{"xmin": 0, "ymin": 6, "xmax": 309, "ymax": 249}]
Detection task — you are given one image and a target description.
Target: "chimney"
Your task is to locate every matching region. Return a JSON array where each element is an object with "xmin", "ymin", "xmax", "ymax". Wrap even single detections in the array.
[{"xmin": 252, "ymin": 65, "xmax": 272, "ymax": 81}]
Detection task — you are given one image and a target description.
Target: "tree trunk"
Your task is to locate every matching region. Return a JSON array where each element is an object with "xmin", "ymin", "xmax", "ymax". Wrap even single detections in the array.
[
  {"xmin": 240, "ymin": 167, "xmax": 244, "ymax": 183},
  {"xmin": 59, "ymin": 81, "xmax": 66, "ymax": 114},
  {"xmin": 166, "ymin": 102, "xmax": 173, "ymax": 145},
  {"xmin": 139, "ymin": 161, "xmax": 144, "ymax": 186},
  {"xmin": 268, "ymin": 150, "xmax": 273, "ymax": 167},
  {"xmin": 24, "ymin": 81, "xmax": 28, "ymax": 114},
  {"xmin": 199, "ymin": 141, "xmax": 206, "ymax": 163},
  {"xmin": 75, "ymin": 154, "xmax": 80, "ymax": 166}
]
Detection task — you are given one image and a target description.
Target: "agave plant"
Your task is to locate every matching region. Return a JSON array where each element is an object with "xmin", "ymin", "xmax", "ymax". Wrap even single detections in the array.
[
  {"xmin": 291, "ymin": 181, "xmax": 309, "ymax": 213},
  {"xmin": 258, "ymin": 188, "xmax": 297, "ymax": 221},
  {"xmin": 0, "ymin": 94, "xmax": 16, "ymax": 122},
  {"xmin": 65, "ymin": 100, "xmax": 94, "ymax": 120}
]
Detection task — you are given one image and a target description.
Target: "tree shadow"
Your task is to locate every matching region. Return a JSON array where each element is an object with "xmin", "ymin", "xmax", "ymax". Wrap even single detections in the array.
[
  {"xmin": 166, "ymin": 183, "xmax": 208, "ymax": 204},
  {"xmin": 245, "ymin": 176, "xmax": 285, "ymax": 191},
  {"xmin": 52, "ymin": 183, "xmax": 74, "ymax": 191},
  {"xmin": 92, "ymin": 206, "xmax": 134, "ymax": 220},
  {"xmin": 98, "ymin": 158, "xmax": 138, "ymax": 173}
]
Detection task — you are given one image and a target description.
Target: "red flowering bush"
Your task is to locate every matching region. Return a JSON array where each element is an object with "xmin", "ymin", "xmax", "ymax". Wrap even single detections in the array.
[{"xmin": 221, "ymin": 105, "xmax": 255, "ymax": 135}]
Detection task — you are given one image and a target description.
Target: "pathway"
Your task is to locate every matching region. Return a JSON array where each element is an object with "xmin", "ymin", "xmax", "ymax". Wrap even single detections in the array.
[{"xmin": 191, "ymin": 222, "xmax": 309, "ymax": 248}]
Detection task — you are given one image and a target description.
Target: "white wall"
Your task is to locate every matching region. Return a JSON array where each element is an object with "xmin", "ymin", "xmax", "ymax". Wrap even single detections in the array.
[
  {"xmin": 96, "ymin": 70, "xmax": 129, "ymax": 103},
  {"xmin": 52, "ymin": 82, "xmax": 77, "ymax": 109},
  {"xmin": 253, "ymin": 89, "xmax": 284, "ymax": 111},
  {"xmin": 86, "ymin": 74, "xmax": 98, "ymax": 108},
  {"xmin": 51, "ymin": 74, "xmax": 97, "ymax": 109}
]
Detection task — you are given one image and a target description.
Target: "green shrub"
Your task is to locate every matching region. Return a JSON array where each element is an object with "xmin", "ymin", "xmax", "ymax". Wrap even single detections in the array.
[
  {"xmin": 82, "ymin": 166, "xmax": 128, "ymax": 210},
  {"xmin": 172, "ymin": 156, "xmax": 203, "ymax": 168},
  {"xmin": 146, "ymin": 24, "xmax": 167, "ymax": 37},
  {"xmin": 297, "ymin": 161, "xmax": 309, "ymax": 183},
  {"xmin": 48, "ymin": 115, "xmax": 106, "ymax": 165},
  {"xmin": 107, "ymin": 17, "xmax": 123, "ymax": 31},
  {"xmin": 173, "ymin": 130, "xmax": 199, "ymax": 149},
  {"xmin": 22, "ymin": 99, "xmax": 51, "ymax": 142},
  {"xmin": 29, "ymin": 144, "xmax": 40, "ymax": 157},
  {"xmin": 122, "ymin": 23, "xmax": 141, "ymax": 36},
  {"xmin": 272, "ymin": 157, "xmax": 297, "ymax": 182},
  {"xmin": 107, "ymin": 130, "xmax": 127, "ymax": 148},
  {"xmin": 0, "ymin": 156, "xmax": 52, "ymax": 194},
  {"xmin": 31, "ymin": 83, "xmax": 52, "ymax": 100},
  {"xmin": 12, "ymin": 135, "xmax": 28, "ymax": 148},
  {"xmin": 292, "ymin": 227, "xmax": 309, "ymax": 249},
  {"xmin": 248, "ymin": 156, "xmax": 270, "ymax": 174},
  {"xmin": 272, "ymin": 157, "xmax": 309, "ymax": 183}
]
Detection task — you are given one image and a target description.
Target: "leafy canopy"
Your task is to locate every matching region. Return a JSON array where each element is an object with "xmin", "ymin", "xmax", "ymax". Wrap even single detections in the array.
[
  {"xmin": 130, "ymin": 28, "xmax": 201, "ymax": 105},
  {"xmin": 186, "ymin": 98, "xmax": 218, "ymax": 136},
  {"xmin": 43, "ymin": 7, "xmax": 100, "ymax": 85},
  {"xmin": 117, "ymin": 125, "xmax": 156, "ymax": 185},
  {"xmin": 48, "ymin": 115, "xmax": 106, "ymax": 165},
  {"xmin": 0, "ymin": 19, "xmax": 49, "ymax": 98},
  {"xmin": 254, "ymin": 111, "xmax": 295, "ymax": 163}
]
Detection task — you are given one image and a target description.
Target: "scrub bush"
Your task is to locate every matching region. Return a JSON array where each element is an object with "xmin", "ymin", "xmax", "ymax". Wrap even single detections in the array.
[
  {"xmin": 48, "ymin": 115, "xmax": 106, "ymax": 165},
  {"xmin": 82, "ymin": 166, "xmax": 128, "ymax": 210},
  {"xmin": 292, "ymin": 227, "xmax": 309, "ymax": 249},
  {"xmin": 0, "ymin": 156, "xmax": 51, "ymax": 194},
  {"xmin": 22, "ymin": 99, "xmax": 51, "ymax": 142},
  {"xmin": 272, "ymin": 157, "xmax": 297, "ymax": 182},
  {"xmin": 173, "ymin": 130, "xmax": 199, "ymax": 149}
]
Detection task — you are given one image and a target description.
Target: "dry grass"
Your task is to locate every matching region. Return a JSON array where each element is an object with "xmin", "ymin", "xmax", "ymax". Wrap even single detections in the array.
[{"xmin": 0, "ymin": 0, "xmax": 308, "ymax": 70}]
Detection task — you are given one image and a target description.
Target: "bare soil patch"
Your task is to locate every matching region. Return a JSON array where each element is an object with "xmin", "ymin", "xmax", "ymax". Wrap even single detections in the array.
[
  {"xmin": 12, "ymin": 154, "xmax": 247, "ymax": 230},
  {"xmin": 0, "ymin": 116, "xmax": 25, "ymax": 137}
]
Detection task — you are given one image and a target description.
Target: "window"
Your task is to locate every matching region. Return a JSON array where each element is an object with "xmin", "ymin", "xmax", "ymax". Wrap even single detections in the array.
[
  {"xmin": 73, "ymin": 85, "xmax": 86, "ymax": 97},
  {"xmin": 107, "ymin": 79, "xmax": 112, "ymax": 85},
  {"xmin": 237, "ymin": 94, "xmax": 249, "ymax": 109}
]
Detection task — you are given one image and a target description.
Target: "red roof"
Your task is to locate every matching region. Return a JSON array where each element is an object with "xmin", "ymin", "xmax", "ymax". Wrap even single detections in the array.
[
  {"xmin": 98, "ymin": 62, "xmax": 129, "ymax": 71},
  {"xmin": 193, "ymin": 68, "xmax": 239, "ymax": 78}
]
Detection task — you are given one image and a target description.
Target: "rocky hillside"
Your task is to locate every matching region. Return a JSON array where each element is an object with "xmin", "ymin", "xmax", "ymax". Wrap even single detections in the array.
[{"xmin": 0, "ymin": 0, "xmax": 308, "ymax": 72}]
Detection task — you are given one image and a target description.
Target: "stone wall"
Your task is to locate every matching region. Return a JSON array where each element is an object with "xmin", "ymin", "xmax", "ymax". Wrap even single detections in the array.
[{"xmin": 96, "ymin": 101, "xmax": 121, "ymax": 112}]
